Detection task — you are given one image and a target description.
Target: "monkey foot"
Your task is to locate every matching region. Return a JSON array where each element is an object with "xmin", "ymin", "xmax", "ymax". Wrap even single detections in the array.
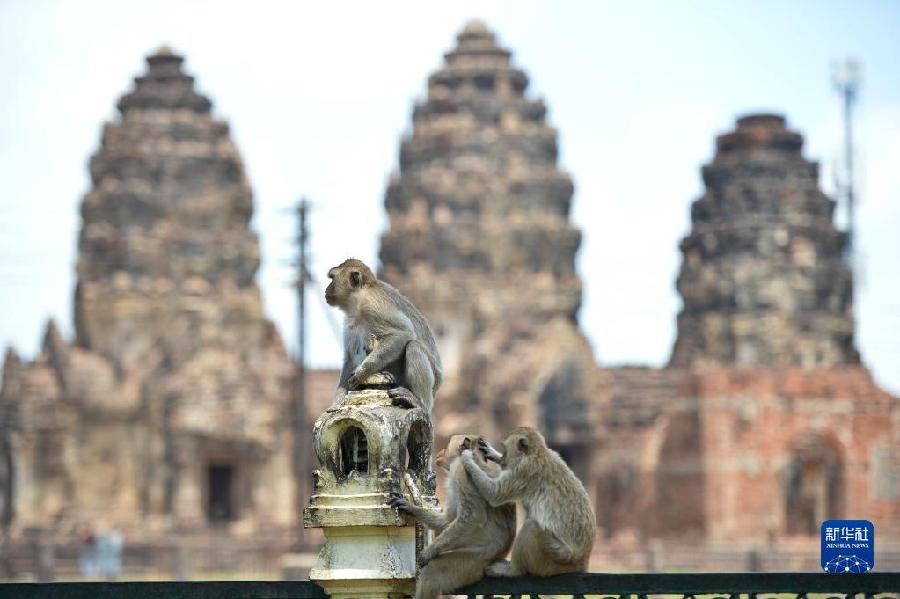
[
  {"xmin": 388, "ymin": 387, "xmax": 419, "ymax": 409},
  {"xmin": 485, "ymin": 560, "xmax": 514, "ymax": 577}
]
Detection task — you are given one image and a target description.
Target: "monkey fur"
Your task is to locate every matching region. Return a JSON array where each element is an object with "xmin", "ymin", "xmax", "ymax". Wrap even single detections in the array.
[
  {"xmin": 325, "ymin": 258, "xmax": 442, "ymax": 414},
  {"xmin": 462, "ymin": 426, "xmax": 596, "ymax": 576},
  {"xmin": 389, "ymin": 435, "xmax": 516, "ymax": 599}
]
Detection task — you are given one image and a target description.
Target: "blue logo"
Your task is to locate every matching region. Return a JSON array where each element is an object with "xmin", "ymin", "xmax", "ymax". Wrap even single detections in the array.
[{"xmin": 821, "ymin": 519, "xmax": 874, "ymax": 573}]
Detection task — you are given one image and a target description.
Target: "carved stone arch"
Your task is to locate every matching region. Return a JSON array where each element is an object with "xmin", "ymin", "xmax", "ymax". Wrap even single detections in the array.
[
  {"xmin": 338, "ymin": 426, "xmax": 369, "ymax": 478},
  {"xmin": 399, "ymin": 415, "xmax": 433, "ymax": 477},
  {"xmin": 784, "ymin": 430, "xmax": 844, "ymax": 535},
  {"xmin": 317, "ymin": 416, "xmax": 377, "ymax": 481}
]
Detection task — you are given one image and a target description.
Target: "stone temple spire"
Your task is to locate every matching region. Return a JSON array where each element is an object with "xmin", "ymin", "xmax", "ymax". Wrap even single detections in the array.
[
  {"xmin": 1, "ymin": 47, "xmax": 294, "ymax": 531},
  {"xmin": 670, "ymin": 114, "xmax": 859, "ymax": 368},
  {"xmin": 379, "ymin": 22, "xmax": 593, "ymax": 467},
  {"xmin": 115, "ymin": 46, "xmax": 212, "ymax": 115},
  {"xmin": 380, "ymin": 20, "xmax": 582, "ymax": 376},
  {"xmin": 75, "ymin": 46, "xmax": 269, "ymax": 372}
]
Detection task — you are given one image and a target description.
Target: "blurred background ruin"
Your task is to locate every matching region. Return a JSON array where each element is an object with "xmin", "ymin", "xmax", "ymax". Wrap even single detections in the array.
[{"xmin": 1, "ymin": 0, "xmax": 898, "ymax": 580}]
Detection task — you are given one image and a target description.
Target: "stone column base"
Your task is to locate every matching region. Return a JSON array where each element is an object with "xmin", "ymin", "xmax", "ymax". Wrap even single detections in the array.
[{"xmin": 310, "ymin": 526, "xmax": 416, "ymax": 599}]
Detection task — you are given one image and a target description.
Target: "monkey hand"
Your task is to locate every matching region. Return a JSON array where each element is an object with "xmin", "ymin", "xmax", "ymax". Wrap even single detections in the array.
[
  {"xmin": 461, "ymin": 449, "xmax": 479, "ymax": 475},
  {"xmin": 477, "ymin": 438, "xmax": 503, "ymax": 463},
  {"xmin": 387, "ymin": 492, "xmax": 412, "ymax": 513},
  {"xmin": 347, "ymin": 368, "xmax": 366, "ymax": 390},
  {"xmin": 388, "ymin": 387, "xmax": 418, "ymax": 409}
]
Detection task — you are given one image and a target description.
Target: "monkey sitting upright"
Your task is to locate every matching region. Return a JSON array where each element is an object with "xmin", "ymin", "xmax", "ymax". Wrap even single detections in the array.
[
  {"xmin": 325, "ymin": 258, "xmax": 442, "ymax": 414},
  {"xmin": 389, "ymin": 435, "xmax": 516, "ymax": 599},
  {"xmin": 462, "ymin": 426, "xmax": 596, "ymax": 576}
]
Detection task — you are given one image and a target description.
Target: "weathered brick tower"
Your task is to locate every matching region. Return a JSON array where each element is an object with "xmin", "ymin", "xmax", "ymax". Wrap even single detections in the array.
[
  {"xmin": 670, "ymin": 114, "xmax": 858, "ymax": 368},
  {"xmin": 379, "ymin": 21, "xmax": 595, "ymax": 480},
  {"xmin": 1, "ymin": 48, "xmax": 296, "ymax": 547},
  {"xmin": 594, "ymin": 115, "xmax": 898, "ymax": 565}
]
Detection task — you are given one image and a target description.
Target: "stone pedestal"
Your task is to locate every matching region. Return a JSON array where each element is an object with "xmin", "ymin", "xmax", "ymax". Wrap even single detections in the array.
[
  {"xmin": 304, "ymin": 384, "xmax": 437, "ymax": 599},
  {"xmin": 310, "ymin": 526, "xmax": 416, "ymax": 599}
]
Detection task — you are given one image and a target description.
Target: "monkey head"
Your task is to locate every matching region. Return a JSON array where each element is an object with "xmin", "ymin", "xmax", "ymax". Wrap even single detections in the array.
[
  {"xmin": 440, "ymin": 434, "xmax": 498, "ymax": 469},
  {"xmin": 495, "ymin": 426, "xmax": 546, "ymax": 469},
  {"xmin": 434, "ymin": 436, "xmax": 472, "ymax": 471},
  {"xmin": 325, "ymin": 258, "xmax": 376, "ymax": 311},
  {"xmin": 444, "ymin": 434, "xmax": 476, "ymax": 461}
]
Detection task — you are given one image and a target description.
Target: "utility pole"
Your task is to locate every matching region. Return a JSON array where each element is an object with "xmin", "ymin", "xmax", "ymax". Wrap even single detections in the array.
[
  {"xmin": 0, "ymin": 399, "xmax": 15, "ymax": 578},
  {"xmin": 293, "ymin": 198, "xmax": 310, "ymax": 549},
  {"xmin": 831, "ymin": 59, "xmax": 862, "ymax": 261}
]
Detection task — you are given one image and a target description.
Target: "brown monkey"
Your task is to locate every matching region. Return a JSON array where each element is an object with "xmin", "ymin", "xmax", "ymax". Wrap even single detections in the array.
[
  {"xmin": 389, "ymin": 435, "xmax": 516, "ymax": 599},
  {"xmin": 325, "ymin": 258, "xmax": 442, "ymax": 413},
  {"xmin": 462, "ymin": 427, "xmax": 596, "ymax": 576}
]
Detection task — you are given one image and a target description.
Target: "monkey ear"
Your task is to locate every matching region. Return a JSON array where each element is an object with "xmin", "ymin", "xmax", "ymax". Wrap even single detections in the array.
[
  {"xmin": 350, "ymin": 271, "xmax": 362, "ymax": 288},
  {"xmin": 517, "ymin": 437, "xmax": 529, "ymax": 454}
]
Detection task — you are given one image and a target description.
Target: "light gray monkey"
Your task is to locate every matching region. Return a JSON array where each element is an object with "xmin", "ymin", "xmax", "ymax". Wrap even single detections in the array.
[
  {"xmin": 462, "ymin": 426, "xmax": 596, "ymax": 576},
  {"xmin": 325, "ymin": 258, "xmax": 442, "ymax": 413},
  {"xmin": 389, "ymin": 435, "xmax": 516, "ymax": 599}
]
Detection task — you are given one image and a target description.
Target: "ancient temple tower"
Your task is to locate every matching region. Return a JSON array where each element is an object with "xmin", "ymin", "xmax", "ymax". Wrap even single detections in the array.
[
  {"xmin": 670, "ymin": 114, "xmax": 859, "ymax": 368},
  {"xmin": 595, "ymin": 114, "xmax": 898, "ymax": 550},
  {"xmin": 76, "ymin": 47, "xmax": 267, "ymax": 373},
  {"xmin": 379, "ymin": 22, "xmax": 594, "ymax": 477},
  {"xmin": 0, "ymin": 48, "xmax": 296, "ymax": 537}
]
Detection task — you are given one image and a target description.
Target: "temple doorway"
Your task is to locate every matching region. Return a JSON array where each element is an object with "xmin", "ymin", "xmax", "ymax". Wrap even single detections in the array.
[
  {"xmin": 537, "ymin": 360, "xmax": 592, "ymax": 483},
  {"xmin": 785, "ymin": 432, "xmax": 843, "ymax": 535},
  {"xmin": 206, "ymin": 463, "xmax": 236, "ymax": 523}
]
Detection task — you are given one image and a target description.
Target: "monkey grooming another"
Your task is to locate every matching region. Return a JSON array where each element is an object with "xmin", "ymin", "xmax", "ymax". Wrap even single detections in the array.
[
  {"xmin": 389, "ymin": 435, "xmax": 516, "ymax": 599},
  {"xmin": 325, "ymin": 258, "xmax": 442, "ymax": 414},
  {"xmin": 462, "ymin": 426, "xmax": 596, "ymax": 577}
]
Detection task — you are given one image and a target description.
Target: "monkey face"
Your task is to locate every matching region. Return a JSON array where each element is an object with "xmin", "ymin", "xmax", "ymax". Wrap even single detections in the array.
[
  {"xmin": 443, "ymin": 434, "xmax": 478, "ymax": 464},
  {"xmin": 501, "ymin": 427, "xmax": 543, "ymax": 468},
  {"xmin": 324, "ymin": 276, "xmax": 338, "ymax": 306},
  {"xmin": 434, "ymin": 442, "xmax": 476, "ymax": 472},
  {"xmin": 442, "ymin": 434, "xmax": 503, "ymax": 471},
  {"xmin": 325, "ymin": 258, "xmax": 372, "ymax": 308},
  {"xmin": 445, "ymin": 434, "xmax": 474, "ymax": 459},
  {"xmin": 501, "ymin": 435, "xmax": 525, "ymax": 468},
  {"xmin": 324, "ymin": 268, "xmax": 353, "ymax": 307}
]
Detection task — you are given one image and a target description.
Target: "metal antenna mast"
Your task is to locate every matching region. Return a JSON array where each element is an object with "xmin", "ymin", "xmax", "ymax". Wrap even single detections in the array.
[
  {"xmin": 831, "ymin": 59, "xmax": 862, "ymax": 260},
  {"xmin": 293, "ymin": 197, "xmax": 311, "ymax": 548}
]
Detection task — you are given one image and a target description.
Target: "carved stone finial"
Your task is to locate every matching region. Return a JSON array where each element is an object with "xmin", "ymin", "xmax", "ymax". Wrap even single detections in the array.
[{"xmin": 303, "ymin": 375, "xmax": 438, "ymax": 598}]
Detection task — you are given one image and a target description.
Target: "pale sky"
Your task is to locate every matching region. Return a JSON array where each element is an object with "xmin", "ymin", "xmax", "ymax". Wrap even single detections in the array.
[{"xmin": 1, "ymin": 1, "xmax": 898, "ymax": 393}]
